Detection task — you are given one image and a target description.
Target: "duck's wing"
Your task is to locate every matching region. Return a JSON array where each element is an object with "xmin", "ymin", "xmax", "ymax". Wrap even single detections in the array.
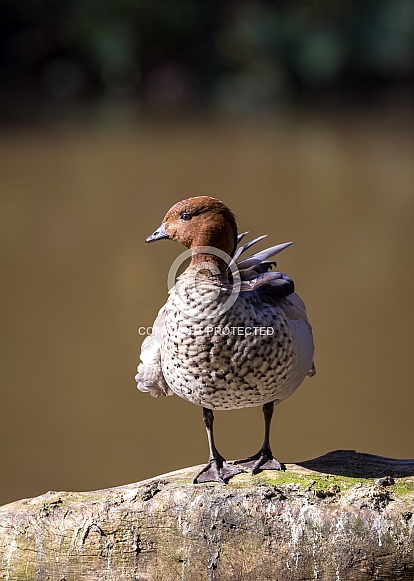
[
  {"xmin": 240, "ymin": 270, "xmax": 295, "ymax": 298},
  {"xmin": 232, "ymin": 234, "xmax": 293, "ymax": 275},
  {"xmin": 135, "ymin": 305, "xmax": 173, "ymax": 397},
  {"xmin": 282, "ymin": 292, "xmax": 316, "ymax": 377},
  {"xmin": 233, "ymin": 235, "xmax": 295, "ymax": 297},
  {"xmin": 234, "ymin": 235, "xmax": 315, "ymax": 375},
  {"xmin": 241, "ymin": 271, "xmax": 315, "ymax": 376}
]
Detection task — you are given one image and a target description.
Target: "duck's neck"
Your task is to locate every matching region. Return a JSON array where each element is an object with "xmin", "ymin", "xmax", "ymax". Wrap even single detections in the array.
[{"xmin": 190, "ymin": 249, "xmax": 229, "ymax": 276}]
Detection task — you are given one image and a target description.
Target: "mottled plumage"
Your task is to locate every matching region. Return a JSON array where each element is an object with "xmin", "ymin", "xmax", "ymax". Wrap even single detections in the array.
[{"xmin": 136, "ymin": 196, "xmax": 315, "ymax": 483}]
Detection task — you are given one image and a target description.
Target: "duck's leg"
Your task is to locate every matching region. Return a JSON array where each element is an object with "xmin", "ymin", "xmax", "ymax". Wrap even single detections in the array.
[
  {"xmin": 193, "ymin": 407, "xmax": 244, "ymax": 484},
  {"xmin": 234, "ymin": 401, "xmax": 285, "ymax": 473}
]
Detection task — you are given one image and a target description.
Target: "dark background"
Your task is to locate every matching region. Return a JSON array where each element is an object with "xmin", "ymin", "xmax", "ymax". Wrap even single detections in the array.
[{"xmin": 1, "ymin": 0, "xmax": 414, "ymax": 506}]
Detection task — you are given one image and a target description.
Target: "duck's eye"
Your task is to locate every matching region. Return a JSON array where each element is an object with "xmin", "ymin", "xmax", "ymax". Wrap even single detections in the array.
[{"xmin": 180, "ymin": 212, "xmax": 192, "ymax": 221}]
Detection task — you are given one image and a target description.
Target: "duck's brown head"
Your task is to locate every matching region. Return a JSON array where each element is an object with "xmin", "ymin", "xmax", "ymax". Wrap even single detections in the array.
[{"xmin": 146, "ymin": 196, "xmax": 238, "ymax": 271}]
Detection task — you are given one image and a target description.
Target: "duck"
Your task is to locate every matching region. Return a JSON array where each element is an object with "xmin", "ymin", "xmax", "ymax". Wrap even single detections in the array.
[{"xmin": 136, "ymin": 196, "xmax": 315, "ymax": 484}]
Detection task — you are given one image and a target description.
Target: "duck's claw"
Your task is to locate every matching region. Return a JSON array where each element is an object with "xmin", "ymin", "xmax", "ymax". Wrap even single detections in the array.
[{"xmin": 193, "ymin": 458, "xmax": 244, "ymax": 484}]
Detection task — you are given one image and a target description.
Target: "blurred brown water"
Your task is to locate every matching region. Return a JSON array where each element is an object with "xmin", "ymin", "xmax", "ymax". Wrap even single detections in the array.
[{"xmin": 1, "ymin": 112, "xmax": 414, "ymax": 506}]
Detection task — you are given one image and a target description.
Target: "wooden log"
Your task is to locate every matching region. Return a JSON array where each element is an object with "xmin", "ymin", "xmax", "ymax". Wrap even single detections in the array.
[{"xmin": 1, "ymin": 450, "xmax": 414, "ymax": 580}]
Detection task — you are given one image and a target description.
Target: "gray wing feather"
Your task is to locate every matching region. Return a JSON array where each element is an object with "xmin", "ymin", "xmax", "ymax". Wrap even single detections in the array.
[
  {"xmin": 236, "ymin": 241, "xmax": 294, "ymax": 270},
  {"xmin": 232, "ymin": 234, "xmax": 268, "ymax": 262}
]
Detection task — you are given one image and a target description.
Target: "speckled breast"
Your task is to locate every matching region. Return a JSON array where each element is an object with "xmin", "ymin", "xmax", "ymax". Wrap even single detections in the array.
[{"xmin": 160, "ymin": 272, "xmax": 312, "ymax": 410}]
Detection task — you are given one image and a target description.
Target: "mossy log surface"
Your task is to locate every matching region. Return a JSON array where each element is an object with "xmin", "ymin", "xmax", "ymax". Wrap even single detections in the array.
[{"xmin": 1, "ymin": 450, "xmax": 414, "ymax": 581}]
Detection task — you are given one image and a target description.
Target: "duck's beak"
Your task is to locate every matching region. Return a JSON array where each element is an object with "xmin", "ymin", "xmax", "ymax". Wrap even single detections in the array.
[{"xmin": 145, "ymin": 222, "xmax": 170, "ymax": 243}]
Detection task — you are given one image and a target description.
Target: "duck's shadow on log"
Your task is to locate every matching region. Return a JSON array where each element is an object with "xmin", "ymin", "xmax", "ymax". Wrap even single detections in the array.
[{"xmin": 295, "ymin": 449, "xmax": 414, "ymax": 478}]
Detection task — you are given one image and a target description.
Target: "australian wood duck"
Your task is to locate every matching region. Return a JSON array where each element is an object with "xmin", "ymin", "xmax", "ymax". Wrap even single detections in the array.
[{"xmin": 136, "ymin": 196, "xmax": 315, "ymax": 483}]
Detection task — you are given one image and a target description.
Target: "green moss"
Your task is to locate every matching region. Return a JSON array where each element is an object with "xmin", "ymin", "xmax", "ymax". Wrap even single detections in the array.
[
  {"xmin": 226, "ymin": 470, "xmax": 372, "ymax": 493},
  {"xmin": 226, "ymin": 471, "xmax": 414, "ymax": 501},
  {"xmin": 392, "ymin": 480, "xmax": 414, "ymax": 497}
]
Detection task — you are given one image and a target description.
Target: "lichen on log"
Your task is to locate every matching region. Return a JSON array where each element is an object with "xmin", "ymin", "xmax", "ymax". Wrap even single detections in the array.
[{"xmin": 1, "ymin": 450, "xmax": 414, "ymax": 580}]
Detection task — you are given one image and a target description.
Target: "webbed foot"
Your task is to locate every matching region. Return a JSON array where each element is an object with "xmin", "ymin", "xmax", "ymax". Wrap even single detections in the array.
[
  {"xmin": 193, "ymin": 458, "xmax": 244, "ymax": 484},
  {"xmin": 234, "ymin": 449, "xmax": 285, "ymax": 474}
]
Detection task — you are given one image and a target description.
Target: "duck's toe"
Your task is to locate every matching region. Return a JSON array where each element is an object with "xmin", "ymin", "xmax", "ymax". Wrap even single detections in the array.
[{"xmin": 193, "ymin": 458, "xmax": 244, "ymax": 484}]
